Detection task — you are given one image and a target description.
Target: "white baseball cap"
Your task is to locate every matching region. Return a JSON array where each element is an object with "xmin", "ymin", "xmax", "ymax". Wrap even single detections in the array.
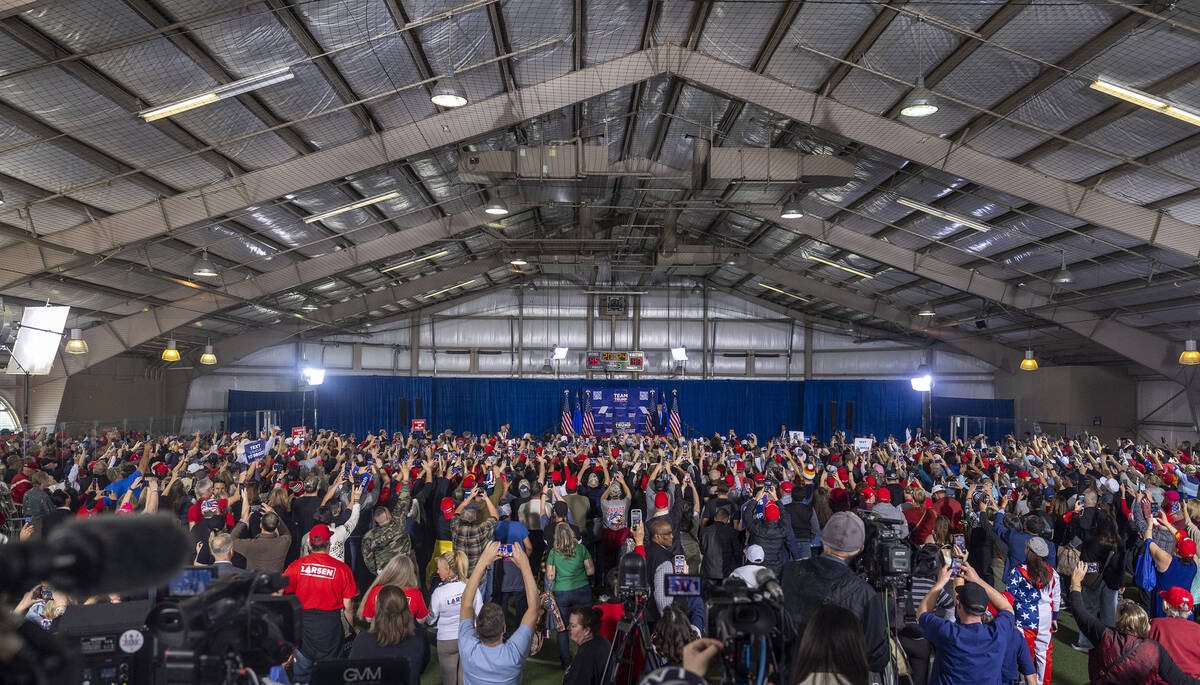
[{"xmin": 745, "ymin": 544, "xmax": 765, "ymax": 564}]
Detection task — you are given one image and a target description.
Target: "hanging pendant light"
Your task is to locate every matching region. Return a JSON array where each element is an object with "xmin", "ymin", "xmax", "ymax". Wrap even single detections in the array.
[
  {"xmin": 1020, "ymin": 349, "xmax": 1038, "ymax": 371},
  {"xmin": 1051, "ymin": 251, "xmax": 1074, "ymax": 285},
  {"xmin": 430, "ymin": 15, "xmax": 468, "ymax": 108},
  {"xmin": 900, "ymin": 19, "xmax": 938, "ymax": 118},
  {"xmin": 65, "ymin": 328, "xmax": 88, "ymax": 355},
  {"xmin": 484, "ymin": 198, "xmax": 509, "ymax": 215},
  {"xmin": 191, "ymin": 249, "xmax": 219, "ymax": 278},
  {"xmin": 780, "ymin": 197, "xmax": 804, "ymax": 219},
  {"xmin": 200, "ymin": 340, "xmax": 217, "ymax": 365},
  {"xmin": 161, "ymin": 338, "xmax": 181, "ymax": 362},
  {"xmin": 1180, "ymin": 339, "xmax": 1200, "ymax": 365}
]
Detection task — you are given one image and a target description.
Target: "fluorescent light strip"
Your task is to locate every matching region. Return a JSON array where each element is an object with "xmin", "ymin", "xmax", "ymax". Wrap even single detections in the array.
[
  {"xmin": 896, "ymin": 197, "xmax": 993, "ymax": 233},
  {"xmin": 381, "ymin": 250, "xmax": 450, "ymax": 272},
  {"xmin": 303, "ymin": 191, "xmax": 401, "ymax": 224},
  {"xmin": 140, "ymin": 67, "xmax": 294, "ymax": 121},
  {"xmin": 1091, "ymin": 78, "xmax": 1200, "ymax": 129},
  {"xmin": 805, "ymin": 253, "xmax": 874, "ymax": 279},
  {"xmin": 758, "ymin": 283, "xmax": 809, "ymax": 302},
  {"xmin": 421, "ymin": 279, "xmax": 476, "ymax": 299}
]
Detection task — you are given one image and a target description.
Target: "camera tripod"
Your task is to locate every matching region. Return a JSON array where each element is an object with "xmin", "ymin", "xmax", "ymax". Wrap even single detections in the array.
[{"xmin": 601, "ymin": 597, "xmax": 658, "ymax": 685}]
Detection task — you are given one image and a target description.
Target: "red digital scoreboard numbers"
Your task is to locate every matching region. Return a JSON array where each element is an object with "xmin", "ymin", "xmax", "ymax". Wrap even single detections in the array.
[{"xmin": 585, "ymin": 351, "xmax": 644, "ymax": 371}]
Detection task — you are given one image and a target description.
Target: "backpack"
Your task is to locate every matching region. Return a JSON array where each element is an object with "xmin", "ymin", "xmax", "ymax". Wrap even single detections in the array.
[{"xmin": 1134, "ymin": 539, "xmax": 1156, "ymax": 593}]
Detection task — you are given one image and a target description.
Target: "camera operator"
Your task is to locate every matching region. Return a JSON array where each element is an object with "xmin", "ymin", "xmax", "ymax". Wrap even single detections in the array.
[{"xmin": 780, "ymin": 511, "xmax": 890, "ymax": 675}]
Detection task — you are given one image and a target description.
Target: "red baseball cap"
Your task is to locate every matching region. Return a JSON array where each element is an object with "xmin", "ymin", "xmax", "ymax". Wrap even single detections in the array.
[
  {"xmin": 309, "ymin": 524, "xmax": 332, "ymax": 545},
  {"xmin": 780, "ymin": 482, "xmax": 793, "ymax": 494},
  {"xmin": 876, "ymin": 488, "xmax": 892, "ymax": 503},
  {"xmin": 1179, "ymin": 538, "xmax": 1198, "ymax": 558},
  {"xmin": 865, "ymin": 476, "xmax": 877, "ymax": 487},
  {"xmin": 764, "ymin": 502, "xmax": 780, "ymax": 521},
  {"xmin": 440, "ymin": 497, "xmax": 456, "ymax": 519},
  {"xmin": 288, "ymin": 481, "xmax": 305, "ymax": 496},
  {"xmin": 654, "ymin": 491, "xmax": 669, "ymax": 509},
  {"xmin": 565, "ymin": 476, "xmax": 578, "ymax": 491},
  {"xmin": 551, "ymin": 470, "xmax": 563, "ymax": 484},
  {"xmin": 462, "ymin": 475, "xmax": 475, "ymax": 490},
  {"xmin": 735, "ymin": 460, "xmax": 745, "ymax": 472},
  {"xmin": 1160, "ymin": 586, "xmax": 1194, "ymax": 611},
  {"xmin": 753, "ymin": 473, "xmax": 765, "ymax": 483}
]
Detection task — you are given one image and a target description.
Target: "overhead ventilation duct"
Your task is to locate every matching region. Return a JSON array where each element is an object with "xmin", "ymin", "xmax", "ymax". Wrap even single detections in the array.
[
  {"xmin": 458, "ymin": 140, "xmax": 854, "ymax": 188},
  {"xmin": 706, "ymin": 148, "xmax": 856, "ymax": 187}
]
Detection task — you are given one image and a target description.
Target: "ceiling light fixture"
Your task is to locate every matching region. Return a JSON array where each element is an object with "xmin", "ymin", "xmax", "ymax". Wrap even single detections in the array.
[
  {"xmin": 758, "ymin": 282, "xmax": 809, "ymax": 302},
  {"xmin": 420, "ymin": 279, "xmax": 476, "ymax": 299},
  {"xmin": 381, "ymin": 249, "xmax": 450, "ymax": 272},
  {"xmin": 161, "ymin": 338, "xmax": 180, "ymax": 362},
  {"xmin": 139, "ymin": 67, "xmax": 294, "ymax": 121},
  {"xmin": 300, "ymin": 299, "xmax": 319, "ymax": 311},
  {"xmin": 780, "ymin": 197, "xmax": 804, "ymax": 219},
  {"xmin": 1020, "ymin": 349, "xmax": 1038, "ymax": 372},
  {"xmin": 200, "ymin": 340, "xmax": 217, "ymax": 365},
  {"xmin": 1181, "ymin": 339, "xmax": 1200, "ymax": 366},
  {"xmin": 900, "ymin": 19, "xmax": 939, "ymax": 118},
  {"xmin": 805, "ymin": 252, "xmax": 874, "ymax": 279},
  {"xmin": 896, "ymin": 197, "xmax": 994, "ymax": 233},
  {"xmin": 509, "ymin": 258, "xmax": 528, "ymax": 266},
  {"xmin": 1051, "ymin": 251, "xmax": 1074, "ymax": 285},
  {"xmin": 484, "ymin": 198, "xmax": 509, "ymax": 215},
  {"xmin": 1090, "ymin": 78, "xmax": 1200, "ymax": 128},
  {"xmin": 65, "ymin": 328, "xmax": 88, "ymax": 355},
  {"xmin": 540, "ymin": 360, "xmax": 554, "ymax": 374},
  {"xmin": 304, "ymin": 191, "xmax": 401, "ymax": 224},
  {"xmin": 430, "ymin": 16, "xmax": 469, "ymax": 107},
  {"xmin": 918, "ymin": 302, "xmax": 936, "ymax": 317},
  {"xmin": 191, "ymin": 249, "xmax": 219, "ymax": 277}
]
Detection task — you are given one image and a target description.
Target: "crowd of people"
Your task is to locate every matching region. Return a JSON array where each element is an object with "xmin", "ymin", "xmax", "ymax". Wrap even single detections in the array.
[{"xmin": 4, "ymin": 422, "xmax": 1200, "ymax": 685}]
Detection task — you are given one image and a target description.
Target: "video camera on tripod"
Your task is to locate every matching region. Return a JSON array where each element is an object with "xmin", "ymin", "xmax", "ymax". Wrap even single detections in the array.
[
  {"xmin": 705, "ymin": 568, "xmax": 797, "ymax": 685},
  {"xmin": 854, "ymin": 510, "xmax": 911, "ymax": 591}
]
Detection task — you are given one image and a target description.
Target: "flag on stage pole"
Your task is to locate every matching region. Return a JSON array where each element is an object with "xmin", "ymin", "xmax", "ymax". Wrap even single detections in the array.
[
  {"xmin": 582, "ymin": 394, "xmax": 595, "ymax": 436},
  {"xmin": 560, "ymin": 390, "xmax": 573, "ymax": 436},
  {"xmin": 572, "ymin": 395, "xmax": 583, "ymax": 436},
  {"xmin": 669, "ymin": 389, "xmax": 682, "ymax": 439}
]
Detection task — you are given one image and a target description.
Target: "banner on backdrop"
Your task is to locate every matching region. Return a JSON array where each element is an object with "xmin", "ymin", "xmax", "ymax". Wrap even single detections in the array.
[{"xmin": 584, "ymin": 388, "xmax": 653, "ymax": 435}]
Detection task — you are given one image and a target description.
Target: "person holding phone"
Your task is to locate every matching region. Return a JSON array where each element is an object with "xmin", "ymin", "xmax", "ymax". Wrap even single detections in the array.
[{"xmin": 1145, "ymin": 514, "xmax": 1198, "ymax": 619}]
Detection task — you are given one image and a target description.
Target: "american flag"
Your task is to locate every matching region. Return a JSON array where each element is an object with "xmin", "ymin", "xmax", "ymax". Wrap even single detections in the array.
[
  {"xmin": 582, "ymin": 394, "xmax": 595, "ymax": 436},
  {"xmin": 560, "ymin": 391, "xmax": 574, "ymax": 436},
  {"xmin": 669, "ymin": 391, "xmax": 682, "ymax": 438}
]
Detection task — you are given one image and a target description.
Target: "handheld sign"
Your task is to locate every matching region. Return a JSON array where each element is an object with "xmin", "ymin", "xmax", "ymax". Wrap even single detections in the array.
[
  {"xmin": 788, "ymin": 430, "xmax": 804, "ymax": 443},
  {"xmin": 853, "ymin": 437, "xmax": 874, "ymax": 454},
  {"xmin": 291, "ymin": 427, "xmax": 306, "ymax": 440},
  {"xmin": 243, "ymin": 439, "xmax": 268, "ymax": 462},
  {"xmin": 411, "ymin": 418, "xmax": 427, "ymax": 433}
]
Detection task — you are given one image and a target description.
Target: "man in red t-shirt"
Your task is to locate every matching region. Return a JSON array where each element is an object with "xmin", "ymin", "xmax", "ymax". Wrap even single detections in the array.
[{"xmin": 283, "ymin": 523, "xmax": 357, "ymax": 683}]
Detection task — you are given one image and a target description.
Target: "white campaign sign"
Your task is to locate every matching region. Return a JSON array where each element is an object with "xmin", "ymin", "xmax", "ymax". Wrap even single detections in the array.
[{"xmin": 853, "ymin": 437, "xmax": 874, "ymax": 453}]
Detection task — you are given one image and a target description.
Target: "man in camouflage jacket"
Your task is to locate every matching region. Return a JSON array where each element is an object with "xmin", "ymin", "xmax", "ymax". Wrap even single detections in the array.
[{"xmin": 362, "ymin": 469, "xmax": 413, "ymax": 574}]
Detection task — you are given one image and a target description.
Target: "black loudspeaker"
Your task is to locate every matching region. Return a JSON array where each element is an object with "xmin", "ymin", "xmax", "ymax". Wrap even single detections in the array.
[
  {"xmin": 398, "ymin": 398, "xmax": 408, "ymax": 428},
  {"xmin": 414, "ymin": 398, "xmax": 423, "ymax": 419},
  {"xmin": 829, "ymin": 401, "xmax": 838, "ymax": 434},
  {"xmin": 845, "ymin": 401, "xmax": 855, "ymax": 432},
  {"xmin": 974, "ymin": 320, "xmax": 988, "ymax": 329}
]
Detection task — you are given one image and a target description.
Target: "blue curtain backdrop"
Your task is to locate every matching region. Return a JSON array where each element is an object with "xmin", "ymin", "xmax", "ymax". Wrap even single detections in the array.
[
  {"xmin": 226, "ymin": 390, "xmax": 316, "ymax": 433},
  {"xmin": 931, "ymin": 397, "xmax": 1015, "ymax": 442},
  {"xmin": 227, "ymin": 378, "xmax": 1005, "ymax": 442},
  {"xmin": 801, "ymin": 380, "xmax": 924, "ymax": 441}
]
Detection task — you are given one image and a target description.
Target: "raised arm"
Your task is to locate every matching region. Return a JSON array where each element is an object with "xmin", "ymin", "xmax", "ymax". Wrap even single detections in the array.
[{"xmin": 461, "ymin": 541, "xmax": 500, "ymax": 620}]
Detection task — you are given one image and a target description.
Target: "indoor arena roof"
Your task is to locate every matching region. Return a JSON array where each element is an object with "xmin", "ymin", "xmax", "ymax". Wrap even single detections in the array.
[{"xmin": 0, "ymin": 0, "xmax": 1198, "ymax": 380}]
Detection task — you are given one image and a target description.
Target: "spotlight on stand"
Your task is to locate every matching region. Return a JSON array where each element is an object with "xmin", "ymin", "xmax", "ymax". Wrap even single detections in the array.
[
  {"xmin": 551, "ymin": 345, "xmax": 569, "ymax": 361},
  {"xmin": 301, "ymin": 367, "xmax": 325, "ymax": 386},
  {"xmin": 910, "ymin": 363, "xmax": 933, "ymax": 392}
]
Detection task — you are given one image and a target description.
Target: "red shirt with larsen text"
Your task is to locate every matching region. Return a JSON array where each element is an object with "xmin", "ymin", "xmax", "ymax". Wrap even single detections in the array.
[{"xmin": 283, "ymin": 552, "xmax": 357, "ymax": 611}]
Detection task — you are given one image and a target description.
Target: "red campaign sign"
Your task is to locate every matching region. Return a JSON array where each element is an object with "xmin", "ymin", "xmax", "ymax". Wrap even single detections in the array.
[
  {"xmin": 291, "ymin": 427, "xmax": 306, "ymax": 440},
  {"xmin": 411, "ymin": 419, "xmax": 427, "ymax": 433}
]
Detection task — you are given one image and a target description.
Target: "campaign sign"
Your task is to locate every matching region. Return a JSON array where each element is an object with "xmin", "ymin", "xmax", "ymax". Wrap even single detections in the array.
[
  {"xmin": 243, "ymin": 439, "xmax": 268, "ymax": 462},
  {"xmin": 852, "ymin": 437, "xmax": 874, "ymax": 454},
  {"xmin": 291, "ymin": 426, "xmax": 306, "ymax": 440},
  {"xmin": 411, "ymin": 418, "xmax": 427, "ymax": 433},
  {"xmin": 586, "ymin": 388, "xmax": 654, "ymax": 435},
  {"xmin": 788, "ymin": 430, "xmax": 805, "ymax": 443}
]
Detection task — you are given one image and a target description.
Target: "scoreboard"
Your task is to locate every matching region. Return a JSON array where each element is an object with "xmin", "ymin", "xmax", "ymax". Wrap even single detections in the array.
[{"xmin": 585, "ymin": 350, "xmax": 645, "ymax": 371}]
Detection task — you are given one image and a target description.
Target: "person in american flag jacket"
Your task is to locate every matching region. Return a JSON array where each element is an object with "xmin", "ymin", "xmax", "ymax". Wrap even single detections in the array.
[{"xmin": 1006, "ymin": 536, "xmax": 1061, "ymax": 685}]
